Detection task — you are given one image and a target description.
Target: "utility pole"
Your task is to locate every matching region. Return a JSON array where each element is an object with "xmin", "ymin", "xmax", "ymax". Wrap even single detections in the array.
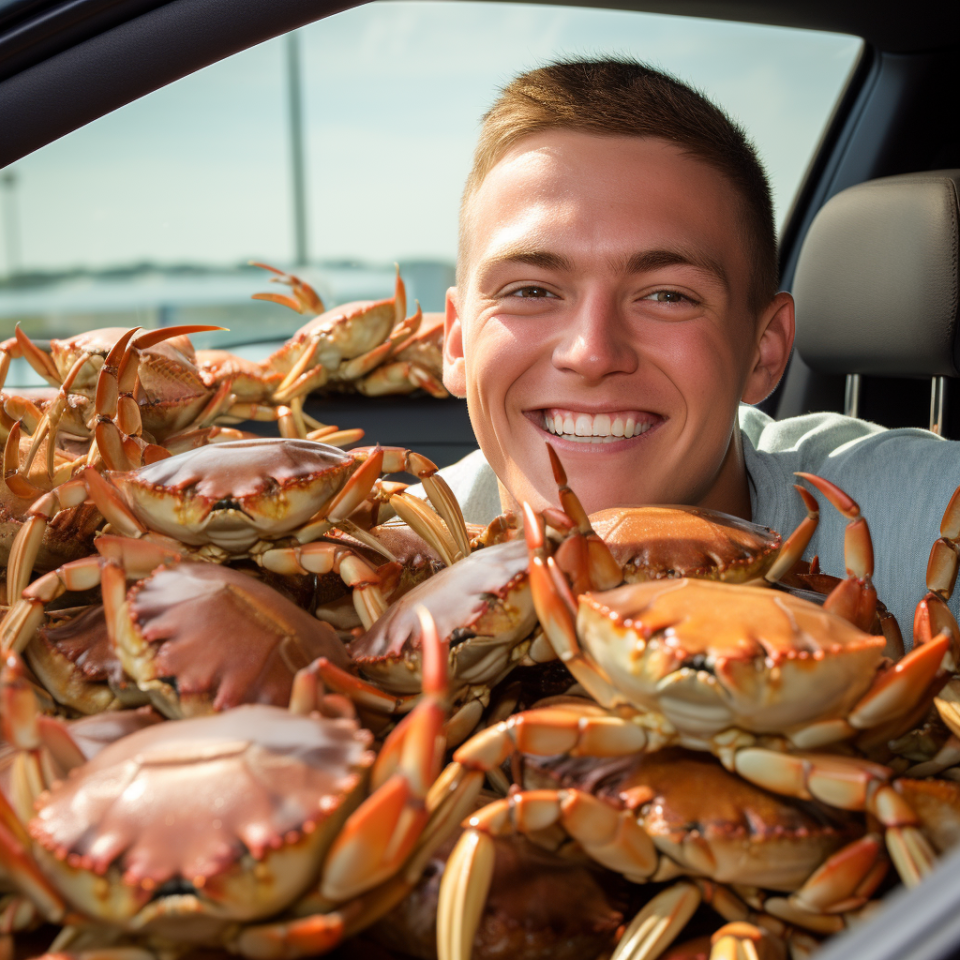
[
  {"xmin": 286, "ymin": 32, "xmax": 309, "ymax": 267},
  {"xmin": 0, "ymin": 169, "xmax": 21, "ymax": 278}
]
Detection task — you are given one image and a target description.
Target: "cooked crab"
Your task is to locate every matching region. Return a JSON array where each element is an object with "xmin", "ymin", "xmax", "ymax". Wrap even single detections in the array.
[
  {"xmin": 195, "ymin": 262, "xmax": 422, "ymax": 412},
  {"xmin": 544, "ymin": 444, "xmax": 819, "ymax": 593},
  {"xmin": 1, "ymin": 419, "xmax": 102, "ymax": 598},
  {"xmin": 1, "ymin": 535, "xmax": 363, "ymax": 718},
  {"xmin": 1, "ymin": 324, "xmax": 226, "ymax": 481},
  {"xmin": 354, "ymin": 311, "xmax": 447, "ymax": 398},
  {"xmin": 318, "ymin": 536, "xmax": 552, "ymax": 744},
  {"xmin": 0, "ymin": 611, "xmax": 482, "ymax": 959},
  {"xmin": 445, "ymin": 478, "xmax": 956, "ymax": 891},
  {"xmin": 437, "ymin": 730, "xmax": 887, "ymax": 960},
  {"xmin": 4, "ymin": 438, "xmax": 465, "ymax": 606}
]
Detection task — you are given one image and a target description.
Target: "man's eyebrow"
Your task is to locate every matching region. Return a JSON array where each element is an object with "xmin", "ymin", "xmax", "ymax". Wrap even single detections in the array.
[
  {"xmin": 478, "ymin": 246, "xmax": 729, "ymax": 288},
  {"xmin": 620, "ymin": 249, "xmax": 729, "ymax": 288},
  {"xmin": 480, "ymin": 248, "xmax": 574, "ymax": 274}
]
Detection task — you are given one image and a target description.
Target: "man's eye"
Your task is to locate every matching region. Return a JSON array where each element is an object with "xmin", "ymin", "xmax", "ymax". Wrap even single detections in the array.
[
  {"xmin": 508, "ymin": 286, "xmax": 555, "ymax": 299},
  {"xmin": 644, "ymin": 290, "xmax": 689, "ymax": 303}
]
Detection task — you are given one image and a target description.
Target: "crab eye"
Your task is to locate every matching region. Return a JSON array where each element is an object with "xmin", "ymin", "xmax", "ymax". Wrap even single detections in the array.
[{"xmin": 448, "ymin": 627, "xmax": 477, "ymax": 647}]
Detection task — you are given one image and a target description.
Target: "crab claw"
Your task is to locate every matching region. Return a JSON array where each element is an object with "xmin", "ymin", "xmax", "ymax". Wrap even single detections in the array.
[
  {"xmin": 251, "ymin": 261, "xmax": 325, "ymax": 315},
  {"xmin": 546, "ymin": 443, "xmax": 621, "ymax": 592},
  {"xmin": 93, "ymin": 325, "xmax": 228, "ymax": 467}
]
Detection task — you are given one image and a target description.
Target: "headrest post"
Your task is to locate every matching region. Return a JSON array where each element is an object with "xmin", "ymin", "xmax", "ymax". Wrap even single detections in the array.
[
  {"xmin": 844, "ymin": 373, "xmax": 861, "ymax": 419},
  {"xmin": 930, "ymin": 376, "xmax": 949, "ymax": 435}
]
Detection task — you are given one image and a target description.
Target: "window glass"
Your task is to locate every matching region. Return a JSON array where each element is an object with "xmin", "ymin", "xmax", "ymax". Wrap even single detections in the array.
[{"xmin": 0, "ymin": 1, "xmax": 861, "ymax": 384}]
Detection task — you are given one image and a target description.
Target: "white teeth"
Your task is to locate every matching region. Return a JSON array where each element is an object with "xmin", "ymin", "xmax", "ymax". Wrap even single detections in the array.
[{"xmin": 542, "ymin": 410, "xmax": 654, "ymax": 442}]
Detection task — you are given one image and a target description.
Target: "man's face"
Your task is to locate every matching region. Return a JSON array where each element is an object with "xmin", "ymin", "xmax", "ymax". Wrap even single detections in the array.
[{"xmin": 445, "ymin": 131, "xmax": 787, "ymax": 515}]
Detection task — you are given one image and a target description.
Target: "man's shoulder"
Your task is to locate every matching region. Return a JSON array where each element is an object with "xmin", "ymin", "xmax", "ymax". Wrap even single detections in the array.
[
  {"xmin": 739, "ymin": 405, "xmax": 887, "ymax": 455},
  {"xmin": 739, "ymin": 404, "xmax": 951, "ymax": 471},
  {"xmin": 409, "ymin": 448, "xmax": 502, "ymax": 526},
  {"xmin": 740, "ymin": 403, "xmax": 957, "ymax": 538}
]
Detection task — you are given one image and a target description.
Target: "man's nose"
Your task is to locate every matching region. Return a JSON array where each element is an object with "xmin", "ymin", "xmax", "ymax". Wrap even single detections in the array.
[{"xmin": 551, "ymin": 293, "xmax": 639, "ymax": 382}]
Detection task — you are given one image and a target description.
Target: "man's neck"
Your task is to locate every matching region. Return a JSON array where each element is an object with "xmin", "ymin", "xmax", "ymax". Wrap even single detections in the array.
[{"xmin": 694, "ymin": 424, "xmax": 753, "ymax": 521}]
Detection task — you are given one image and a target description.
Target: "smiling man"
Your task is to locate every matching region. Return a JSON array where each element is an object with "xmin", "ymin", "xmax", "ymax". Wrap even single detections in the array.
[
  {"xmin": 441, "ymin": 58, "xmax": 792, "ymax": 521},
  {"xmin": 419, "ymin": 57, "xmax": 960, "ymax": 638}
]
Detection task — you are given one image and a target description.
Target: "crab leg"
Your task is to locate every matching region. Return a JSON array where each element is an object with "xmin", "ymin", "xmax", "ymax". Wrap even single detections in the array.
[
  {"xmin": 93, "ymin": 325, "xmax": 226, "ymax": 470},
  {"xmin": 707, "ymin": 922, "xmax": 785, "ymax": 960},
  {"xmin": 763, "ymin": 485, "xmax": 820, "ymax": 584},
  {"xmin": 339, "ymin": 302, "xmax": 423, "ymax": 381},
  {"xmin": 775, "ymin": 834, "xmax": 888, "ymax": 918},
  {"xmin": 259, "ymin": 541, "xmax": 388, "ymax": 630},
  {"xmin": 366, "ymin": 446, "xmax": 470, "ymax": 562},
  {"xmin": 612, "ymin": 883, "xmax": 704, "ymax": 960},
  {"xmin": 309, "ymin": 657, "xmax": 418, "ymax": 716},
  {"xmin": 251, "ymin": 261, "xmax": 326, "ymax": 315},
  {"xmin": 2, "ymin": 394, "xmax": 46, "ymax": 437},
  {"xmin": 13, "ymin": 325, "xmax": 60, "ymax": 385},
  {"xmin": 3, "ymin": 419, "xmax": 42, "ymax": 501},
  {"xmin": 389, "ymin": 490, "xmax": 462, "ymax": 567},
  {"xmin": 356, "ymin": 359, "xmax": 449, "ymax": 398},
  {"xmin": 523, "ymin": 503, "xmax": 625, "ymax": 708},
  {"xmin": 913, "ymin": 483, "xmax": 960, "ymax": 668},
  {"xmin": 21, "ymin": 353, "xmax": 93, "ymax": 480},
  {"xmin": 437, "ymin": 789, "xmax": 664, "ymax": 960},
  {"xmin": 1, "ymin": 537, "xmax": 178, "ymax": 653},
  {"xmin": 796, "ymin": 473, "xmax": 877, "ymax": 631},
  {"xmin": 320, "ymin": 608, "xmax": 453, "ymax": 901},
  {"xmin": 731, "ymin": 748, "xmax": 936, "ymax": 887}
]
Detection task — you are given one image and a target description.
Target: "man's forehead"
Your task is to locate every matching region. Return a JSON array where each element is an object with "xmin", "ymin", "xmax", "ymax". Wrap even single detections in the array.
[{"xmin": 461, "ymin": 130, "xmax": 748, "ymax": 282}]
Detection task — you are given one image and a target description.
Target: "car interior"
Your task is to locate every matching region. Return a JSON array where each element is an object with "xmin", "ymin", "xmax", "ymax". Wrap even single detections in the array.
[{"xmin": 1, "ymin": 0, "xmax": 960, "ymax": 956}]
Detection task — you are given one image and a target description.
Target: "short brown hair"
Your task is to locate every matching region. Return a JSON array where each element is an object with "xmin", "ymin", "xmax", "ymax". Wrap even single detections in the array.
[{"xmin": 460, "ymin": 57, "xmax": 778, "ymax": 311}]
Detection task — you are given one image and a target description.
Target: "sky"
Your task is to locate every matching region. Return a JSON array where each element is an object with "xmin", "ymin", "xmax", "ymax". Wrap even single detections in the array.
[{"xmin": 0, "ymin": 1, "xmax": 861, "ymax": 275}]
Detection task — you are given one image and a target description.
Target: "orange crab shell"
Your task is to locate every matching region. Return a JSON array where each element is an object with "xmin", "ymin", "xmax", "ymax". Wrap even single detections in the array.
[
  {"xmin": 580, "ymin": 579, "xmax": 887, "ymax": 738},
  {"xmin": 524, "ymin": 747, "xmax": 863, "ymax": 892},
  {"xmin": 269, "ymin": 297, "xmax": 400, "ymax": 378},
  {"xmin": 589, "ymin": 506, "xmax": 785, "ymax": 583},
  {"xmin": 118, "ymin": 561, "xmax": 351, "ymax": 717},
  {"xmin": 27, "ymin": 706, "xmax": 375, "ymax": 931},
  {"xmin": 349, "ymin": 538, "xmax": 536, "ymax": 695},
  {"xmin": 109, "ymin": 439, "xmax": 361, "ymax": 550},
  {"xmin": 195, "ymin": 349, "xmax": 283, "ymax": 404}
]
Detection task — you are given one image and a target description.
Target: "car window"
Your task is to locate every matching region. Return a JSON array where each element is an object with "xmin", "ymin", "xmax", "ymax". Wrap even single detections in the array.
[{"xmin": 0, "ymin": 0, "xmax": 861, "ymax": 385}]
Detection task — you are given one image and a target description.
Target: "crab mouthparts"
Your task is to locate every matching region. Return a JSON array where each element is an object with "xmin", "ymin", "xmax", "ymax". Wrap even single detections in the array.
[{"xmin": 211, "ymin": 497, "xmax": 249, "ymax": 514}]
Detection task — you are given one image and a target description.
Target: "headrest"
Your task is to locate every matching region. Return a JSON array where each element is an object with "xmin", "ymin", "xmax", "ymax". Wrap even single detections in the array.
[{"xmin": 793, "ymin": 171, "xmax": 960, "ymax": 378}]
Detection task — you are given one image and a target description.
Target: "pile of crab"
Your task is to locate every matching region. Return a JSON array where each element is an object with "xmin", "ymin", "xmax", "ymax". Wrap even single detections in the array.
[{"xmin": 2, "ymin": 317, "xmax": 960, "ymax": 960}]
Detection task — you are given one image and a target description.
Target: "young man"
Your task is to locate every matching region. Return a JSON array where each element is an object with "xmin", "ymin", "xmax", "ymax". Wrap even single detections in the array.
[{"xmin": 417, "ymin": 57, "xmax": 959, "ymax": 639}]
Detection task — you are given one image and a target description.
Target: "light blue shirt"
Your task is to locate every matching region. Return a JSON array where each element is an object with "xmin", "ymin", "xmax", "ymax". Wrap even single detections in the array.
[{"xmin": 410, "ymin": 406, "xmax": 960, "ymax": 645}]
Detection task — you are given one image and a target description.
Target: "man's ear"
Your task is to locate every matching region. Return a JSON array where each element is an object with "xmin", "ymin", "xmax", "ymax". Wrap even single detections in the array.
[
  {"xmin": 443, "ymin": 286, "xmax": 468, "ymax": 399},
  {"xmin": 741, "ymin": 292, "xmax": 796, "ymax": 405}
]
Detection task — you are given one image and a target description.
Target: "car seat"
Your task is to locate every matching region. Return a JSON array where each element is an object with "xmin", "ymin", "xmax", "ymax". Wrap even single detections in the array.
[{"xmin": 776, "ymin": 170, "xmax": 960, "ymax": 436}]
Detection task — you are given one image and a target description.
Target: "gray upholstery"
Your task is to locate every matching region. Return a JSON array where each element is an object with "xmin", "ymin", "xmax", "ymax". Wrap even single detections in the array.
[{"xmin": 794, "ymin": 171, "xmax": 960, "ymax": 378}]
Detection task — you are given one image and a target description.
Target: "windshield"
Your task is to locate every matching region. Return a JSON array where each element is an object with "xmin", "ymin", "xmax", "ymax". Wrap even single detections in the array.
[{"xmin": 0, "ymin": 0, "xmax": 861, "ymax": 385}]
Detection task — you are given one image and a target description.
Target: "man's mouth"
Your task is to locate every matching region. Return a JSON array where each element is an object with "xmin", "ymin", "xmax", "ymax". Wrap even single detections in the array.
[{"xmin": 539, "ymin": 408, "xmax": 658, "ymax": 443}]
